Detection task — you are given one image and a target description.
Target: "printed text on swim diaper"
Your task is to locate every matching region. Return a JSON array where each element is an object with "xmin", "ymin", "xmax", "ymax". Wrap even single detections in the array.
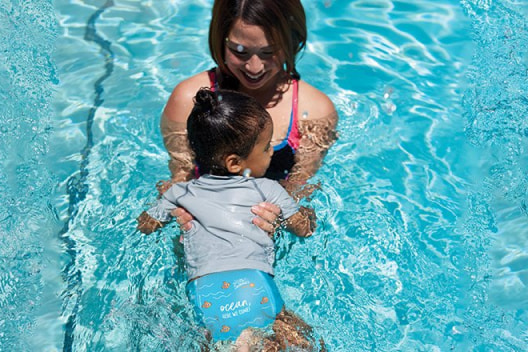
[{"xmin": 221, "ymin": 300, "xmax": 251, "ymax": 319}]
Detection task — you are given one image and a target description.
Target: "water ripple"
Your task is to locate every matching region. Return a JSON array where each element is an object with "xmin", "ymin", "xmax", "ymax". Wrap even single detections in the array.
[{"xmin": 5, "ymin": 0, "xmax": 527, "ymax": 350}]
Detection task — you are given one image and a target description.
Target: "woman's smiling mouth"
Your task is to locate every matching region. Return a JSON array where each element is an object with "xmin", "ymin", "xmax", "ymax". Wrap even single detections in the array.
[{"xmin": 243, "ymin": 71, "xmax": 266, "ymax": 83}]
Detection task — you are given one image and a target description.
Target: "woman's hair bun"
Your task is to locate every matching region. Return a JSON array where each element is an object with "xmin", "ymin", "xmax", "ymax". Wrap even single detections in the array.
[{"xmin": 193, "ymin": 88, "xmax": 217, "ymax": 115}]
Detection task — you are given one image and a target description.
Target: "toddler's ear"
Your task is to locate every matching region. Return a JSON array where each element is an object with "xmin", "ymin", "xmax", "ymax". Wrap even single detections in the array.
[{"xmin": 224, "ymin": 154, "xmax": 243, "ymax": 174}]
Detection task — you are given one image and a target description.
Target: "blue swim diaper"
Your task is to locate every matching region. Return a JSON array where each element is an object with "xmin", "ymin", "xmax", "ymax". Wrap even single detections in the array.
[{"xmin": 186, "ymin": 269, "xmax": 284, "ymax": 341}]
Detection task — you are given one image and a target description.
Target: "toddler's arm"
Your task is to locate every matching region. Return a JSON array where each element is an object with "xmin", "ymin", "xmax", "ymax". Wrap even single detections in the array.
[
  {"xmin": 137, "ymin": 186, "xmax": 180, "ymax": 234},
  {"xmin": 284, "ymin": 206, "xmax": 316, "ymax": 238},
  {"xmin": 137, "ymin": 211, "xmax": 167, "ymax": 235}
]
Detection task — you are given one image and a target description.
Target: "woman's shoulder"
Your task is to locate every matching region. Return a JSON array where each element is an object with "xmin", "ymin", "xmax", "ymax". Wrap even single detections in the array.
[
  {"xmin": 163, "ymin": 70, "xmax": 213, "ymax": 123},
  {"xmin": 297, "ymin": 80, "xmax": 336, "ymax": 121},
  {"xmin": 177, "ymin": 70, "xmax": 213, "ymax": 91}
]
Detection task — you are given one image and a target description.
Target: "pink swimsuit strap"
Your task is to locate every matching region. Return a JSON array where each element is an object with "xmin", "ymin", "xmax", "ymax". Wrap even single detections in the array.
[
  {"xmin": 208, "ymin": 69, "xmax": 218, "ymax": 92},
  {"xmin": 287, "ymin": 79, "xmax": 301, "ymax": 151}
]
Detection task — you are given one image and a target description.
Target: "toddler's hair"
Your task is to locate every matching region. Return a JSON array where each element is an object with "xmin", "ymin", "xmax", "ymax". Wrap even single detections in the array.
[{"xmin": 187, "ymin": 88, "xmax": 272, "ymax": 175}]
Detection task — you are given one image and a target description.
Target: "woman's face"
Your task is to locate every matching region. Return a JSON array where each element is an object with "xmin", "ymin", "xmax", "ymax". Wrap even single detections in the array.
[{"xmin": 224, "ymin": 19, "xmax": 284, "ymax": 91}]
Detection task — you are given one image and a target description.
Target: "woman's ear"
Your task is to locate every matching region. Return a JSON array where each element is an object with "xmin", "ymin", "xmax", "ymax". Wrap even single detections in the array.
[{"xmin": 225, "ymin": 154, "xmax": 243, "ymax": 174}]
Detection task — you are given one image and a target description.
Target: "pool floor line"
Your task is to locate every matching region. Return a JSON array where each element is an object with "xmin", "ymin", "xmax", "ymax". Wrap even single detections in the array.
[{"xmin": 60, "ymin": 1, "xmax": 115, "ymax": 351}]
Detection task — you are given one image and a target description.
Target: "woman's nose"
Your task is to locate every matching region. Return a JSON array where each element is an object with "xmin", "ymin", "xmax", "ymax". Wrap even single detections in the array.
[{"xmin": 245, "ymin": 54, "xmax": 264, "ymax": 74}]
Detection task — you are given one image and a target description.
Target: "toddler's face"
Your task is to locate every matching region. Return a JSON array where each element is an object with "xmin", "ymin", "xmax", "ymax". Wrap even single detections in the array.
[{"xmin": 241, "ymin": 122, "xmax": 273, "ymax": 177}]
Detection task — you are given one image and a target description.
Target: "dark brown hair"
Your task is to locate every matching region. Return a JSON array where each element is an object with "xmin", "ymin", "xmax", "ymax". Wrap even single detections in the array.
[
  {"xmin": 209, "ymin": 0, "xmax": 307, "ymax": 82},
  {"xmin": 187, "ymin": 88, "xmax": 272, "ymax": 176}
]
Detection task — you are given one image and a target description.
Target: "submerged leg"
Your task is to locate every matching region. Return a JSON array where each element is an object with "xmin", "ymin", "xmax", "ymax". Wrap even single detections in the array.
[
  {"xmin": 234, "ymin": 328, "xmax": 262, "ymax": 351},
  {"xmin": 270, "ymin": 309, "xmax": 326, "ymax": 351}
]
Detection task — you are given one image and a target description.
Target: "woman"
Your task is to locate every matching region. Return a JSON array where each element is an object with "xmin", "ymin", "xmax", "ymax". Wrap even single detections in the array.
[{"xmin": 160, "ymin": 0, "xmax": 338, "ymax": 233}]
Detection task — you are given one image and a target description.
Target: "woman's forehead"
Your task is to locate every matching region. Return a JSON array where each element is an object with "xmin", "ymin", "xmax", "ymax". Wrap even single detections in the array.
[{"xmin": 228, "ymin": 19, "xmax": 271, "ymax": 46}]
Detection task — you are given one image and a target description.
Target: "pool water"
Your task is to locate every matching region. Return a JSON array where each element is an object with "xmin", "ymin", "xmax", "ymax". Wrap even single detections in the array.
[{"xmin": 2, "ymin": 0, "xmax": 528, "ymax": 351}]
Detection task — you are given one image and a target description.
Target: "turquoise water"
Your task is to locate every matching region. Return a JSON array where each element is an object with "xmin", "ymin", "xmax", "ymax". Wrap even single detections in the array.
[{"xmin": 1, "ymin": 0, "xmax": 528, "ymax": 350}]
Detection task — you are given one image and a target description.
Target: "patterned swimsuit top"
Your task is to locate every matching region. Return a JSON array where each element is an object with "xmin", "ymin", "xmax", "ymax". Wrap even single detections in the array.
[{"xmin": 208, "ymin": 68, "xmax": 300, "ymax": 180}]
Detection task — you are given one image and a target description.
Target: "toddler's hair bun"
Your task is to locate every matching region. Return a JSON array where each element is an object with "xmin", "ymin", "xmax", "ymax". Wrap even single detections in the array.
[{"xmin": 194, "ymin": 88, "xmax": 217, "ymax": 116}]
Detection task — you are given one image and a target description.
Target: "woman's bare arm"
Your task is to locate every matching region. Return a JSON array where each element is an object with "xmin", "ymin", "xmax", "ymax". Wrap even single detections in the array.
[
  {"xmin": 160, "ymin": 117, "xmax": 195, "ymax": 183},
  {"xmin": 161, "ymin": 72, "xmax": 210, "ymax": 183},
  {"xmin": 281, "ymin": 83, "xmax": 338, "ymax": 199},
  {"xmin": 289, "ymin": 111, "xmax": 338, "ymax": 180}
]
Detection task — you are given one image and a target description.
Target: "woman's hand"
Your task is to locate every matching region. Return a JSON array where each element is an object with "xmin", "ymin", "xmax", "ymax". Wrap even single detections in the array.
[
  {"xmin": 171, "ymin": 207, "xmax": 194, "ymax": 232},
  {"xmin": 251, "ymin": 202, "xmax": 281, "ymax": 235}
]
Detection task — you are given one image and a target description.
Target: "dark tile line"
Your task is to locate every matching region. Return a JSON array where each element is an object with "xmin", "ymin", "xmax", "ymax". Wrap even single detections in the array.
[{"xmin": 61, "ymin": 1, "xmax": 115, "ymax": 351}]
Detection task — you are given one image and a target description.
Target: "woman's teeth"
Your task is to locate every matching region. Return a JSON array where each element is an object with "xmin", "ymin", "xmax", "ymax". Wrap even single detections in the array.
[{"xmin": 245, "ymin": 72, "xmax": 264, "ymax": 80}]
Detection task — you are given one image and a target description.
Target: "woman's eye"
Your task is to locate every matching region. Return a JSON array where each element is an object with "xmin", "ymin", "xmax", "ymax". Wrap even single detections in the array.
[
  {"xmin": 228, "ymin": 47, "xmax": 246, "ymax": 56},
  {"xmin": 228, "ymin": 46, "xmax": 274, "ymax": 60},
  {"xmin": 235, "ymin": 52, "xmax": 250, "ymax": 60}
]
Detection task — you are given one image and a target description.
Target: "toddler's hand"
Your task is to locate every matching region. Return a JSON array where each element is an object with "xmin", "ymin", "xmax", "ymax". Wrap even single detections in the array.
[{"xmin": 137, "ymin": 211, "xmax": 164, "ymax": 235}]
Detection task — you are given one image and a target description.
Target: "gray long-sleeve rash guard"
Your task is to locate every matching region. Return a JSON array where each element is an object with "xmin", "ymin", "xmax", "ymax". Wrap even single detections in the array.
[{"xmin": 146, "ymin": 174, "xmax": 299, "ymax": 280}]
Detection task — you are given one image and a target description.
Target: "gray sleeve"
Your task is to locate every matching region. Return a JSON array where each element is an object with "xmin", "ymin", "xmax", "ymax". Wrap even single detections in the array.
[
  {"xmin": 257, "ymin": 179, "xmax": 299, "ymax": 219},
  {"xmin": 145, "ymin": 184, "xmax": 186, "ymax": 222}
]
